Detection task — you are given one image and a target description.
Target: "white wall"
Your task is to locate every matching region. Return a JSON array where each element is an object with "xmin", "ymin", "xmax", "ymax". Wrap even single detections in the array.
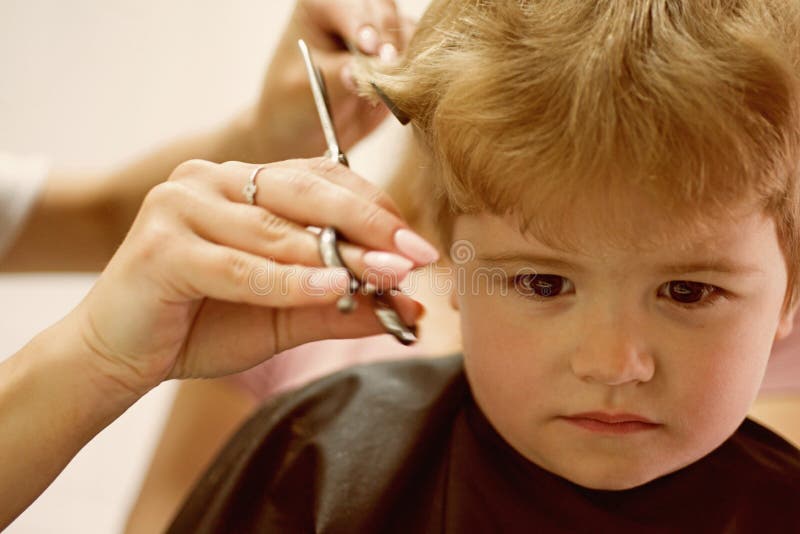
[{"xmin": 0, "ymin": 1, "xmax": 429, "ymax": 532}]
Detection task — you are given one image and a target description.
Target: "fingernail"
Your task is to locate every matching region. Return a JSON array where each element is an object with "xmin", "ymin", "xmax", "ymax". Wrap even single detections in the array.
[
  {"xmin": 308, "ymin": 268, "xmax": 351, "ymax": 292},
  {"xmin": 363, "ymin": 251, "xmax": 414, "ymax": 281},
  {"xmin": 394, "ymin": 229, "xmax": 440, "ymax": 265},
  {"xmin": 340, "ymin": 62, "xmax": 357, "ymax": 93},
  {"xmin": 378, "ymin": 42, "xmax": 398, "ymax": 64},
  {"xmin": 357, "ymin": 25, "xmax": 380, "ymax": 55}
]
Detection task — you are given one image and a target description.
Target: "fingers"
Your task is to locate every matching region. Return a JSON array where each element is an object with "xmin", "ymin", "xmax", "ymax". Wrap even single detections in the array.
[
  {"xmin": 121, "ymin": 171, "xmax": 426, "ymax": 348},
  {"xmin": 177, "ymin": 237, "xmax": 351, "ymax": 308},
  {"xmin": 359, "ymin": 0, "xmax": 401, "ymax": 59},
  {"xmin": 316, "ymin": 50, "xmax": 389, "ymax": 134},
  {"xmin": 276, "ymin": 158, "xmax": 403, "ymax": 218},
  {"xmin": 123, "ymin": 184, "xmax": 357, "ymax": 308},
  {"xmin": 175, "ymin": 187, "xmax": 415, "ymax": 289},
  {"xmin": 298, "ymin": 0, "xmax": 406, "ymax": 107},
  {"xmin": 303, "ymin": 0, "xmax": 405, "ymax": 56},
  {"xmin": 182, "ymin": 159, "xmax": 438, "ymax": 266},
  {"xmin": 177, "ymin": 158, "xmax": 402, "ymax": 218},
  {"xmin": 257, "ymin": 165, "xmax": 417, "ymax": 260}
]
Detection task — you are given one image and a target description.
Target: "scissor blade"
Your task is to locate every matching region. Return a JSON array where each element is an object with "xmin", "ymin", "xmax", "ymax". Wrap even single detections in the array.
[{"xmin": 298, "ymin": 39, "xmax": 342, "ymax": 164}]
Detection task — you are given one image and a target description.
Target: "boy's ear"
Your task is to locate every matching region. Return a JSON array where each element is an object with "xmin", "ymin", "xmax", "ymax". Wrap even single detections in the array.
[
  {"xmin": 438, "ymin": 252, "xmax": 461, "ymax": 311},
  {"xmin": 774, "ymin": 303, "xmax": 799, "ymax": 342}
]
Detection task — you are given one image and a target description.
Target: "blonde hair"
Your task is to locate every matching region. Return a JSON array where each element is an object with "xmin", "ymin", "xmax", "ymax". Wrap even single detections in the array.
[{"xmin": 359, "ymin": 0, "xmax": 800, "ymax": 312}]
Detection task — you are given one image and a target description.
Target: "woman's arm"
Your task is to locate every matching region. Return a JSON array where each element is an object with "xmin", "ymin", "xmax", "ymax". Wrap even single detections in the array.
[
  {"xmin": 0, "ymin": 313, "xmax": 142, "ymax": 530},
  {"xmin": 0, "ymin": 118, "xmax": 256, "ymax": 272}
]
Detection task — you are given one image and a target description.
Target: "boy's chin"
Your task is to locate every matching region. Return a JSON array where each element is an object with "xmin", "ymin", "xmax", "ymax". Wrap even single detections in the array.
[
  {"xmin": 551, "ymin": 459, "xmax": 672, "ymax": 491},
  {"xmin": 567, "ymin": 472, "xmax": 657, "ymax": 491}
]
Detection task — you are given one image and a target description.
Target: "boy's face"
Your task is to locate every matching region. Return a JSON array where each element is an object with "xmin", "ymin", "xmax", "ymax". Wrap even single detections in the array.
[{"xmin": 452, "ymin": 207, "xmax": 795, "ymax": 490}]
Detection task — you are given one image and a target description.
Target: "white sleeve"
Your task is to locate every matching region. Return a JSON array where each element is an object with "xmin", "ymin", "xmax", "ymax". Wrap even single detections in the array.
[{"xmin": 0, "ymin": 152, "xmax": 49, "ymax": 257}]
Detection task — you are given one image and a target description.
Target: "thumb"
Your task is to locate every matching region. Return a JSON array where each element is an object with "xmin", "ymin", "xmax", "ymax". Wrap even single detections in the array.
[
  {"xmin": 313, "ymin": 48, "xmax": 360, "ymax": 103},
  {"xmin": 311, "ymin": 50, "xmax": 390, "ymax": 150}
]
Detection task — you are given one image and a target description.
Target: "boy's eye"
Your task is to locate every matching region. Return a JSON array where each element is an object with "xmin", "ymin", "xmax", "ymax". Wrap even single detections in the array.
[
  {"xmin": 511, "ymin": 276, "xmax": 726, "ymax": 310},
  {"xmin": 513, "ymin": 274, "xmax": 572, "ymax": 299},
  {"xmin": 658, "ymin": 280, "xmax": 725, "ymax": 309}
]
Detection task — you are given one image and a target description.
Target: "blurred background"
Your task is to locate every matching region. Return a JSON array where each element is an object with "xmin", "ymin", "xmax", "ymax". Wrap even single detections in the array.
[{"xmin": 0, "ymin": 1, "xmax": 428, "ymax": 531}]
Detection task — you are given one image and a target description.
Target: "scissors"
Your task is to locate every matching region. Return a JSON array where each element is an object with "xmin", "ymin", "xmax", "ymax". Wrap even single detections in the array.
[{"xmin": 298, "ymin": 39, "xmax": 418, "ymax": 346}]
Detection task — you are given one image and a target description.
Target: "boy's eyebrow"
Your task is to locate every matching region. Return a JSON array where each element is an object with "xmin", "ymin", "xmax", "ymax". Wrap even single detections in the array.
[
  {"xmin": 475, "ymin": 252, "xmax": 764, "ymax": 276},
  {"xmin": 477, "ymin": 252, "xmax": 581, "ymax": 272},
  {"xmin": 656, "ymin": 259, "xmax": 764, "ymax": 276}
]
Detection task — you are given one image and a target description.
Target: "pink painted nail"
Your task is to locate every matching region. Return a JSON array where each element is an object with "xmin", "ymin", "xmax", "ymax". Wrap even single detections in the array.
[
  {"xmin": 378, "ymin": 42, "xmax": 398, "ymax": 64},
  {"xmin": 363, "ymin": 251, "xmax": 414, "ymax": 282},
  {"xmin": 357, "ymin": 25, "xmax": 380, "ymax": 55},
  {"xmin": 394, "ymin": 229, "xmax": 440, "ymax": 265},
  {"xmin": 340, "ymin": 62, "xmax": 357, "ymax": 93}
]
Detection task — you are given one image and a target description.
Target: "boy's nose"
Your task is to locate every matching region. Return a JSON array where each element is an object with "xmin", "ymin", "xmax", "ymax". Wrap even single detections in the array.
[{"xmin": 569, "ymin": 317, "xmax": 655, "ymax": 386}]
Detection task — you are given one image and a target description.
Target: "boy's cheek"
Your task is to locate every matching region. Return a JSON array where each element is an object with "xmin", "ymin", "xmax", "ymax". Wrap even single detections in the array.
[
  {"xmin": 658, "ymin": 330, "xmax": 768, "ymax": 457},
  {"xmin": 459, "ymin": 294, "xmax": 532, "ymax": 364},
  {"xmin": 460, "ymin": 298, "xmax": 557, "ymax": 406}
]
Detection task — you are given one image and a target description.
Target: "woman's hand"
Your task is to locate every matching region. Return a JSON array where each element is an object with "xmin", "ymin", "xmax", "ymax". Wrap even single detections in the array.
[
  {"xmin": 72, "ymin": 157, "xmax": 435, "ymax": 394},
  {"xmin": 0, "ymin": 1, "xmax": 416, "ymax": 273},
  {"xmin": 246, "ymin": 0, "xmax": 415, "ymax": 162}
]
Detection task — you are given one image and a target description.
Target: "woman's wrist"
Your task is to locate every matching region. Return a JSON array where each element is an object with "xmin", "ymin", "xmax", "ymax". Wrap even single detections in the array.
[
  {"xmin": 0, "ymin": 312, "xmax": 147, "ymax": 527},
  {"xmin": 35, "ymin": 312, "xmax": 148, "ymax": 419}
]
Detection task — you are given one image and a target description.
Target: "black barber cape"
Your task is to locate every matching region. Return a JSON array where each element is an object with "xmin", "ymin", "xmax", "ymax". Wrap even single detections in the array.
[{"xmin": 168, "ymin": 356, "xmax": 800, "ymax": 533}]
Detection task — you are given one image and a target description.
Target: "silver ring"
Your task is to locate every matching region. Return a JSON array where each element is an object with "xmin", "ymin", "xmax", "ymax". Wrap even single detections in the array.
[{"xmin": 242, "ymin": 165, "xmax": 267, "ymax": 205}]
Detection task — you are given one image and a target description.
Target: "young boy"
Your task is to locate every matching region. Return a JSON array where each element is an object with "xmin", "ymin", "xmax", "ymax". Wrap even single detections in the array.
[{"xmin": 167, "ymin": 1, "xmax": 800, "ymax": 531}]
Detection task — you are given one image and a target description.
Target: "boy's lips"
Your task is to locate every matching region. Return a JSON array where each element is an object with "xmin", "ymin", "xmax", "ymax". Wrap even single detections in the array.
[{"xmin": 560, "ymin": 412, "xmax": 661, "ymax": 434}]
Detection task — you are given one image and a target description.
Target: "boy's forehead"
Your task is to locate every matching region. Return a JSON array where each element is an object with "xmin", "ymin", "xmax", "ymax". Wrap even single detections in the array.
[{"xmin": 455, "ymin": 207, "xmax": 773, "ymax": 270}]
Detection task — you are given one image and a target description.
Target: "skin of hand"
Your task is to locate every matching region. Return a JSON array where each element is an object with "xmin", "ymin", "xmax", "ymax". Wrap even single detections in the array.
[
  {"xmin": 0, "ymin": 156, "xmax": 434, "ymax": 528},
  {"xmin": 248, "ymin": 0, "xmax": 414, "ymax": 162},
  {"xmin": 0, "ymin": 0, "xmax": 414, "ymax": 272},
  {"xmin": 77, "ymin": 157, "xmax": 431, "ymax": 394}
]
